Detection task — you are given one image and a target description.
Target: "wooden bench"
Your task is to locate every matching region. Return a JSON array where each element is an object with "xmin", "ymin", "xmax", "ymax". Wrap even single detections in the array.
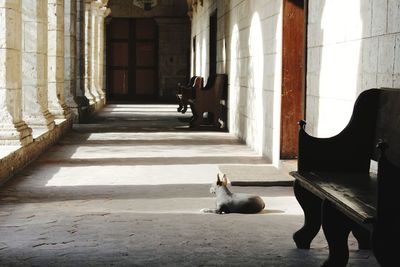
[
  {"xmin": 176, "ymin": 76, "xmax": 202, "ymax": 114},
  {"xmin": 189, "ymin": 74, "xmax": 227, "ymax": 129},
  {"xmin": 290, "ymin": 88, "xmax": 400, "ymax": 266}
]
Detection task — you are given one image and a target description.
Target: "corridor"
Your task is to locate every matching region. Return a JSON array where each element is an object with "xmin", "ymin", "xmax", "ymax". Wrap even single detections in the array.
[{"xmin": 0, "ymin": 105, "xmax": 378, "ymax": 266}]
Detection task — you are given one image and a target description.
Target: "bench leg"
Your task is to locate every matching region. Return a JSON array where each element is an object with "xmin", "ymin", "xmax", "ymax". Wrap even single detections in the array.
[
  {"xmin": 181, "ymin": 105, "xmax": 187, "ymax": 114},
  {"xmin": 372, "ymin": 223, "xmax": 399, "ymax": 267},
  {"xmin": 188, "ymin": 104, "xmax": 198, "ymax": 127},
  {"xmin": 321, "ymin": 200, "xmax": 351, "ymax": 267},
  {"xmin": 293, "ymin": 180, "xmax": 322, "ymax": 249},
  {"xmin": 177, "ymin": 101, "xmax": 183, "ymax": 112},
  {"xmin": 190, "ymin": 110, "xmax": 202, "ymax": 128},
  {"xmin": 181, "ymin": 97, "xmax": 188, "ymax": 114},
  {"xmin": 351, "ymin": 224, "xmax": 371, "ymax": 250}
]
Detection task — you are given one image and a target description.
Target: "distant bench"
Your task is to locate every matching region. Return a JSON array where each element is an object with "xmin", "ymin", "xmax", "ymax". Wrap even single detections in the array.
[
  {"xmin": 290, "ymin": 88, "xmax": 400, "ymax": 266},
  {"xmin": 176, "ymin": 76, "xmax": 203, "ymax": 114},
  {"xmin": 188, "ymin": 74, "xmax": 227, "ymax": 129}
]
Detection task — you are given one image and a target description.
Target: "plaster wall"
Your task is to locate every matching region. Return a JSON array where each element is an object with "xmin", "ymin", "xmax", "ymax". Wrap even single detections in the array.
[
  {"xmin": 307, "ymin": 0, "xmax": 400, "ymax": 137},
  {"xmin": 191, "ymin": 0, "xmax": 283, "ymax": 164}
]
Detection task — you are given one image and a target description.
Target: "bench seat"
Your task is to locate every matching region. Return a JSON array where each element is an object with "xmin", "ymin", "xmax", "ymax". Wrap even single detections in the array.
[{"xmin": 291, "ymin": 171, "xmax": 377, "ymax": 224}]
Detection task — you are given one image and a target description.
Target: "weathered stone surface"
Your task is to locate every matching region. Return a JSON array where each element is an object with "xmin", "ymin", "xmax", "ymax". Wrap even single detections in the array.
[
  {"xmin": 0, "ymin": 118, "xmax": 71, "ymax": 184},
  {"xmin": 0, "ymin": 104, "xmax": 379, "ymax": 266},
  {"xmin": 0, "ymin": 0, "xmax": 33, "ymax": 146}
]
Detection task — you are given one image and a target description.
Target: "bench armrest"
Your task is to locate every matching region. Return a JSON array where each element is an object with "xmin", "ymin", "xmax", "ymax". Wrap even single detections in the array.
[{"xmin": 377, "ymin": 141, "xmax": 400, "ymax": 222}]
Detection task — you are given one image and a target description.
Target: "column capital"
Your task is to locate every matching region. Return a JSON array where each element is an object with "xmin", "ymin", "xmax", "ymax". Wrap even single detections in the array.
[
  {"xmin": 100, "ymin": 7, "xmax": 111, "ymax": 17},
  {"xmin": 90, "ymin": 0, "xmax": 110, "ymax": 17}
]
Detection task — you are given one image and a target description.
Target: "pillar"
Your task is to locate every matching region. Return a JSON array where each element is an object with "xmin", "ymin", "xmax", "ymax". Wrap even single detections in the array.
[
  {"xmin": 22, "ymin": 0, "xmax": 55, "ymax": 133},
  {"xmin": 83, "ymin": 0, "xmax": 99, "ymax": 104},
  {"xmin": 75, "ymin": 0, "xmax": 88, "ymax": 107},
  {"xmin": 91, "ymin": 1, "xmax": 100, "ymax": 102},
  {"xmin": 64, "ymin": 0, "xmax": 79, "ymax": 120},
  {"xmin": 48, "ymin": 0, "xmax": 71, "ymax": 120},
  {"xmin": 0, "ymin": 0, "xmax": 33, "ymax": 145},
  {"xmin": 96, "ymin": 1, "xmax": 110, "ymax": 103}
]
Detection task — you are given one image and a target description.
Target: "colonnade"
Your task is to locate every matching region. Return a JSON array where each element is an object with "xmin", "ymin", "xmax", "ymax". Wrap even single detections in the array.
[{"xmin": 0, "ymin": 0, "xmax": 110, "ymax": 146}]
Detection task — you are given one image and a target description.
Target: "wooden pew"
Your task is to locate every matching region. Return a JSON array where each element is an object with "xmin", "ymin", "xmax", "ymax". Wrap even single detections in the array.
[
  {"xmin": 290, "ymin": 88, "xmax": 400, "ymax": 266},
  {"xmin": 189, "ymin": 74, "xmax": 227, "ymax": 129},
  {"xmin": 176, "ymin": 76, "xmax": 198, "ymax": 114}
]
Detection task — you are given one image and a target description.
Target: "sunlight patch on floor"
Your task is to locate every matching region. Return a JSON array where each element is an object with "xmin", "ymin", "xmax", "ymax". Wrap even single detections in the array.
[{"xmin": 45, "ymin": 165, "xmax": 220, "ymax": 186}]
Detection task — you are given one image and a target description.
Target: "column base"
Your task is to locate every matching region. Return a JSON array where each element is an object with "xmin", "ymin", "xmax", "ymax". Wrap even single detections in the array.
[
  {"xmin": 0, "ymin": 121, "xmax": 33, "ymax": 146},
  {"xmin": 49, "ymin": 103, "xmax": 72, "ymax": 120},
  {"xmin": 25, "ymin": 110, "xmax": 56, "ymax": 131}
]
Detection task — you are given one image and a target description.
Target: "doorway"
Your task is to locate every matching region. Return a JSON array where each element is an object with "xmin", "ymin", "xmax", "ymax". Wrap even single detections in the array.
[
  {"xmin": 280, "ymin": 0, "xmax": 306, "ymax": 159},
  {"xmin": 107, "ymin": 18, "xmax": 158, "ymax": 102}
]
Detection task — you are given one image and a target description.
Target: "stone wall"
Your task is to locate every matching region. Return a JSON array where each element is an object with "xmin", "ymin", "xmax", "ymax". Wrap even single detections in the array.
[
  {"xmin": 191, "ymin": 0, "xmax": 283, "ymax": 163},
  {"xmin": 306, "ymin": 0, "xmax": 400, "ymax": 137},
  {"xmin": 157, "ymin": 18, "xmax": 191, "ymax": 98},
  {"xmin": 190, "ymin": 0, "xmax": 400, "ymax": 164}
]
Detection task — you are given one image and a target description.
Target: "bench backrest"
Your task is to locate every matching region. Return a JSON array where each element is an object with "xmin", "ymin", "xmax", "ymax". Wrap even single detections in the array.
[
  {"xmin": 188, "ymin": 76, "xmax": 198, "ymax": 87},
  {"xmin": 373, "ymin": 88, "xmax": 400, "ymax": 164},
  {"xmin": 193, "ymin": 76, "xmax": 204, "ymax": 90},
  {"xmin": 197, "ymin": 74, "xmax": 227, "ymax": 99},
  {"xmin": 347, "ymin": 88, "xmax": 400, "ymax": 165}
]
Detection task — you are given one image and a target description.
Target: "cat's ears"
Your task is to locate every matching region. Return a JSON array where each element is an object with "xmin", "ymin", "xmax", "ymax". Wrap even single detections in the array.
[{"xmin": 217, "ymin": 173, "xmax": 228, "ymax": 186}]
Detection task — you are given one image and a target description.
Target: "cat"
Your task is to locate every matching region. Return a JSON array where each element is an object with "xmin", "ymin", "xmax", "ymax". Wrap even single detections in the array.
[{"xmin": 201, "ymin": 173, "xmax": 265, "ymax": 214}]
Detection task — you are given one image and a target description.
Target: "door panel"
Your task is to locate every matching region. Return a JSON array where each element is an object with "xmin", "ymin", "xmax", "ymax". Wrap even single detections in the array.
[
  {"xmin": 111, "ymin": 43, "xmax": 129, "ymax": 66},
  {"xmin": 136, "ymin": 43, "xmax": 155, "ymax": 67},
  {"xmin": 111, "ymin": 70, "xmax": 128, "ymax": 94},
  {"xmin": 107, "ymin": 18, "xmax": 158, "ymax": 101},
  {"xmin": 136, "ymin": 19, "xmax": 156, "ymax": 39},
  {"xmin": 136, "ymin": 69, "xmax": 155, "ymax": 95},
  {"xmin": 280, "ymin": 0, "xmax": 306, "ymax": 159},
  {"xmin": 110, "ymin": 19, "xmax": 129, "ymax": 39}
]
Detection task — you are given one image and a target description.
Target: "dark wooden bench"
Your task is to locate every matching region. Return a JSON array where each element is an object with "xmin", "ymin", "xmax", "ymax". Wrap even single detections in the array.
[
  {"xmin": 290, "ymin": 88, "xmax": 400, "ymax": 266},
  {"xmin": 189, "ymin": 74, "xmax": 227, "ymax": 129},
  {"xmin": 176, "ymin": 76, "xmax": 203, "ymax": 114}
]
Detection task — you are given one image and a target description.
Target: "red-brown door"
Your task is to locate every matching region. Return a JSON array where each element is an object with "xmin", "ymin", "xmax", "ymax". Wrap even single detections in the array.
[
  {"xmin": 134, "ymin": 19, "xmax": 157, "ymax": 98},
  {"xmin": 280, "ymin": 0, "xmax": 306, "ymax": 159},
  {"xmin": 108, "ymin": 19, "xmax": 130, "ymax": 99},
  {"xmin": 107, "ymin": 18, "xmax": 158, "ymax": 101}
]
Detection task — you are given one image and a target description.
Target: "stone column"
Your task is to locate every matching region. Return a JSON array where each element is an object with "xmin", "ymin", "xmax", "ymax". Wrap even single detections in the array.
[
  {"xmin": 83, "ymin": 0, "xmax": 99, "ymax": 104},
  {"xmin": 22, "ymin": 0, "xmax": 55, "ymax": 132},
  {"xmin": 96, "ymin": 1, "xmax": 110, "ymax": 103},
  {"xmin": 64, "ymin": 0, "xmax": 79, "ymax": 120},
  {"xmin": 90, "ymin": 1, "xmax": 101, "ymax": 102},
  {"xmin": 75, "ymin": 0, "xmax": 89, "ymax": 107},
  {"xmin": 48, "ymin": 0, "xmax": 71, "ymax": 120},
  {"xmin": 0, "ymin": 0, "xmax": 33, "ymax": 145}
]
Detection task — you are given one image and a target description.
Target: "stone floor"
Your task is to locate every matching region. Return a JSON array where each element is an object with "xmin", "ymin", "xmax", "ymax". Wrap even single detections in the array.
[{"xmin": 0, "ymin": 105, "xmax": 379, "ymax": 266}]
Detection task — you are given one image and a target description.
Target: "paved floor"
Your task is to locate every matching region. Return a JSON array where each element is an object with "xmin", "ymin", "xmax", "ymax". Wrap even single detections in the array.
[{"xmin": 0, "ymin": 105, "xmax": 379, "ymax": 266}]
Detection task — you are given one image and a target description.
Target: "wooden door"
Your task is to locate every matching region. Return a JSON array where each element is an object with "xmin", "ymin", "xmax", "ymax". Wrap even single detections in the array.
[
  {"xmin": 107, "ymin": 18, "xmax": 158, "ymax": 101},
  {"xmin": 280, "ymin": 0, "xmax": 306, "ymax": 159},
  {"xmin": 108, "ymin": 19, "xmax": 130, "ymax": 99},
  {"xmin": 134, "ymin": 19, "xmax": 157, "ymax": 99}
]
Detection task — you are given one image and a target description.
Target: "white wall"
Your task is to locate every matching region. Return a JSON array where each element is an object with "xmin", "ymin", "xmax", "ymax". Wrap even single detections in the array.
[
  {"xmin": 191, "ymin": 0, "xmax": 283, "ymax": 164},
  {"xmin": 190, "ymin": 0, "xmax": 399, "ymax": 164},
  {"xmin": 307, "ymin": 0, "xmax": 400, "ymax": 137}
]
